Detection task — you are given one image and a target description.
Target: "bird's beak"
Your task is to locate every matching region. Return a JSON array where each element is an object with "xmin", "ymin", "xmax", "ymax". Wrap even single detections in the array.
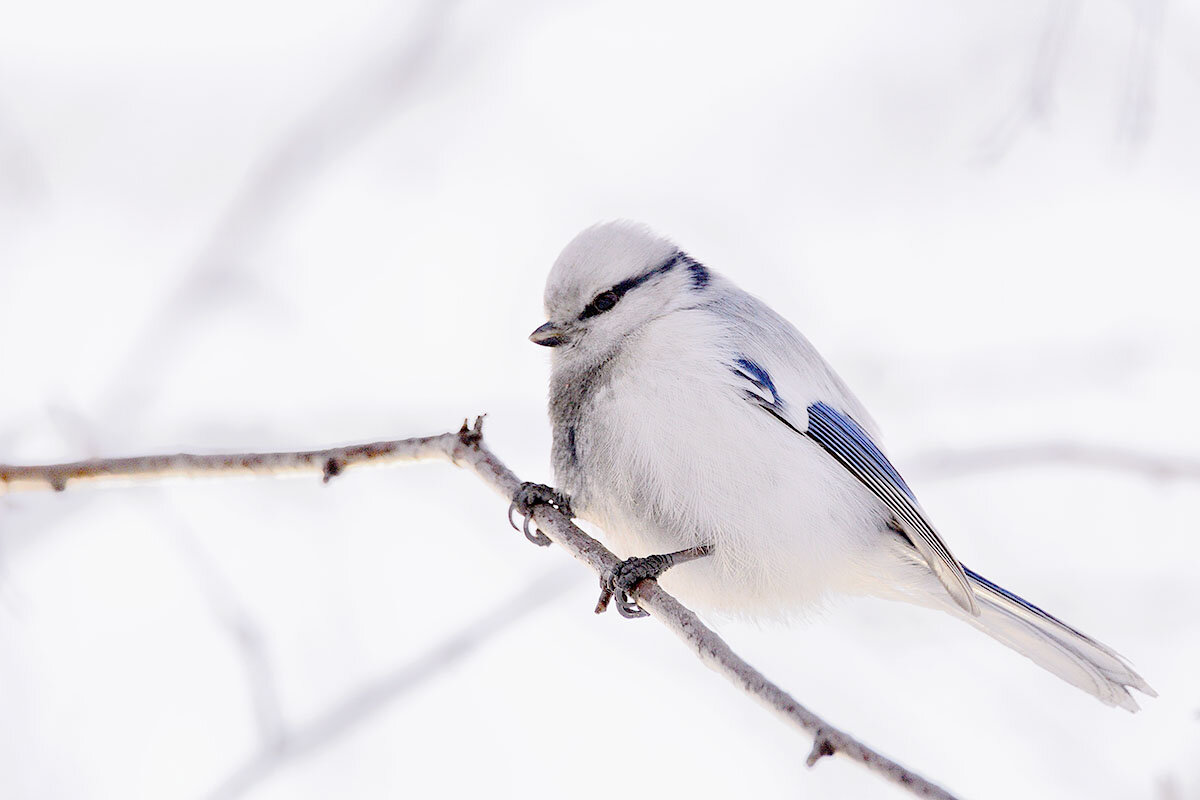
[{"xmin": 529, "ymin": 321, "xmax": 568, "ymax": 347}]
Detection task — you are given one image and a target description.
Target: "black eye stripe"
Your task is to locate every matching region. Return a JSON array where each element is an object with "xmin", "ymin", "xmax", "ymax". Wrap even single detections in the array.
[
  {"xmin": 577, "ymin": 251, "xmax": 685, "ymax": 321},
  {"xmin": 580, "ymin": 290, "xmax": 619, "ymax": 319},
  {"xmin": 593, "ymin": 291, "xmax": 617, "ymax": 311}
]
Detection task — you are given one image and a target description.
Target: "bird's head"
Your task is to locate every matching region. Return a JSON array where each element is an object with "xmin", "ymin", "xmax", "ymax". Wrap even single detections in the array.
[{"xmin": 531, "ymin": 221, "xmax": 711, "ymax": 361}]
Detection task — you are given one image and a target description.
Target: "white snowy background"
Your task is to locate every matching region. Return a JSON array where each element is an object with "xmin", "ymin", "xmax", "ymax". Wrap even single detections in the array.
[{"xmin": 1, "ymin": 1, "xmax": 1197, "ymax": 798}]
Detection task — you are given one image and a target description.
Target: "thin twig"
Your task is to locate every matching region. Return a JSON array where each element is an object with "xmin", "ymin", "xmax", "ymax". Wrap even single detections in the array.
[
  {"xmin": 0, "ymin": 433, "xmax": 458, "ymax": 493},
  {"xmin": 0, "ymin": 418, "xmax": 959, "ymax": 799}
]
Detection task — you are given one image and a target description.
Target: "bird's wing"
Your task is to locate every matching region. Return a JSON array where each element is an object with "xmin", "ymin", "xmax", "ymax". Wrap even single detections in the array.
[{"xmin": 731, "ymin": 358, "xmax": 980, "ymax": 616}]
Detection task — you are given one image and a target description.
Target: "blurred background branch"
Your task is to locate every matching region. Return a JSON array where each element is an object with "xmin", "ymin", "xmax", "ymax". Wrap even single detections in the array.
[
  {"xmin": 206, "ymin": 566, "xmax": 576, "ymax": 800},
  {"xmin": 1116, "ymin": 0, "xmax": 1166, "ymax": 151},
  {"xmin": 95, "ymin": 0, "xmax": 464, "ymax": 426},
  {"xmin": 153, "ymin": 500, "xmax": 287, "ymax": 750},
  {"xmin": 909, "ymin": 441, "xmax": 1200, "ymax": 483},
  {"xmin": 978, "ymin": 0, "xmax": 1079, "ymax": 162}
]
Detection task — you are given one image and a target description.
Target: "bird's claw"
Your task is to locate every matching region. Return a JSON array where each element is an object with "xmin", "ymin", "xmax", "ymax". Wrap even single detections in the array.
[
  {"xmin": 596, "ymin": 554, "xmax": 672, "ymax": 619},
  {"xmin": 506, "ymin": 503, "xmax": 549, "ymax": 546},
  {"xmin": 614, "ymin": 592, "xmax": 647, "ymax": 618},
  {"xmin": 508, "ymin": 482, "xmax": 573, "ymax": 547}
]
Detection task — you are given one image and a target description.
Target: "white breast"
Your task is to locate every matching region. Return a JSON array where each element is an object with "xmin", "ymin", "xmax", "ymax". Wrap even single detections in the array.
[{"xmin": 570, "ymin": 306, "xmax": 889, "ymax": 615}]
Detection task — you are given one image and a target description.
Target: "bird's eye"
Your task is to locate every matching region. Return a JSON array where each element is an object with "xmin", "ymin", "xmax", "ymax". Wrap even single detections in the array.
[
  {"xmin": 581, "ymin": 290, "xmax": 620, "ymax": 319},
  {"xmin": 592, "ymin": 291, "xmax": 618, "ymax": 312}
]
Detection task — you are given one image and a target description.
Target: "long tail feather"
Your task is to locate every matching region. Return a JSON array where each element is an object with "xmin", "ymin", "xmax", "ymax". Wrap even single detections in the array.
[{"xmin": 957, "ymin": 566, "xmax": 1155, "ymax": 712}]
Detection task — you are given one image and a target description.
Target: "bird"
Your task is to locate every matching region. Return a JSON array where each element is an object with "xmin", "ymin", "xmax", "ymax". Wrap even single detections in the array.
[{"xmin": 512, "ymin": 220, "xmax": 1154, "ymax": 712}]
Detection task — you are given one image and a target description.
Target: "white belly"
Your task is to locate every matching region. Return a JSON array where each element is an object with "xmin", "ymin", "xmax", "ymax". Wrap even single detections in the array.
[{"xmin": 560, "ymin": 312, "xmax": 890, "ymax": 615}]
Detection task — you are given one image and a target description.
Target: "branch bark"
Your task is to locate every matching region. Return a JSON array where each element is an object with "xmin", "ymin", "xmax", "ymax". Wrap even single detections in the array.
[{"xmin": 0, "ymin": 418, "xmax": 959, "ymax": 799}]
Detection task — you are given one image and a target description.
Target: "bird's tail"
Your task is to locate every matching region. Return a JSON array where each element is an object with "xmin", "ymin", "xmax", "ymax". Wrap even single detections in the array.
[{"xmin": 955, "ymin": 567, "xmax": 1155, "ymax": 712}]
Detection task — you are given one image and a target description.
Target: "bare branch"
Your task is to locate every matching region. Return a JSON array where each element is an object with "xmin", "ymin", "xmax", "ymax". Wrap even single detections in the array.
[
  {"xmin": 0, "ymin": 418, "xmax": 959, "ymax": 798},
  {"xmin": 0, "ymin": 428, "xmax": 465, "ymax": 494}
]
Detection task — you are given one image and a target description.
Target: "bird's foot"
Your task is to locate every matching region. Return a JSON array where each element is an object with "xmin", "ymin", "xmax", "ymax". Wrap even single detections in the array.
[
  {"xmin": 596, "ymin": 545, "xmax": 714, "ymax": 618},
  {"xmin": 508, "ymin": 482, "xmax": 573, "ymax": 547}
]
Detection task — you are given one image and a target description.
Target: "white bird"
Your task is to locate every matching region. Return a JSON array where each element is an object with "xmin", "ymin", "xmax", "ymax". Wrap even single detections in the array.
[{"xmin": 514, "ymin": 220, "xmax": 1154, "ymax": 712}]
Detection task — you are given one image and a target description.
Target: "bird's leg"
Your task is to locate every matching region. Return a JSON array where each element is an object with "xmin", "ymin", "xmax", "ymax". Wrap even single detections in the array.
[
  {"xmin": 597, "ymin": 544, "xmax": 714, "ymax": 618},
  {"xmin": 508, "ymin": 482, "xmax": 574, "ymax": 547}
]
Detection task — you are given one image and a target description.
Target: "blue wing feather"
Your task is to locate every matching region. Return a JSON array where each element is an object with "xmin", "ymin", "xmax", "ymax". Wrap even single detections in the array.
[
  {"xmin": 808, "ymin": 402, "xmax": 915, "ymax": 500},
  {"xmin": 730, "ymin": 358, "xmax": 978, "ymax": 615},
  {"xmin": 805, "ymin": 401, "xmax": 977, "ymax": 614}
]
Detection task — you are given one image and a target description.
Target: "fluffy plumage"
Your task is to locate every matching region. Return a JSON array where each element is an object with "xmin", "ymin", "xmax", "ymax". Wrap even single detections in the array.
[{"xmin": 533, "ymin": 220, "xmax": 1153, "ymax": 711}]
